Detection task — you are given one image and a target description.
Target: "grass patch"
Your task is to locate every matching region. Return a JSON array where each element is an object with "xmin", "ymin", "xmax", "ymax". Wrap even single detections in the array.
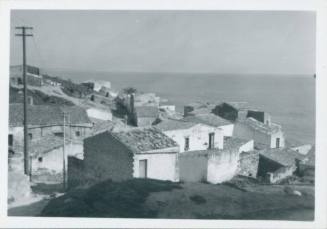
[
  {"xmin": 189, "ymin": 195, "xmax": 206, "ymax": 205},
  {"xmin": 41, "ymin": 179, "xmax": 181, "ymax": 218}
]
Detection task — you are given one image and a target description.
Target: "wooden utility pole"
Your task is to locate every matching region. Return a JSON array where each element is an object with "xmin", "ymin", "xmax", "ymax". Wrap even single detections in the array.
[
  {"xmin": 62, "ymin": 112, "xmax": 70, "ymax": 190},
  {"xmin": 63, "ymin": 112, "xmax": 67, "ymax": 190},
  {"xmin": 15, "ymin": 26, "xmax": 33, "ymax": 176}
]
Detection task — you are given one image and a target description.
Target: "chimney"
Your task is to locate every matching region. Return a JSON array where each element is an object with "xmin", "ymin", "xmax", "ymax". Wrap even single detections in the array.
[{"xmin": 130, "ymin": 93, "xmax": 135, "ymax": 114}]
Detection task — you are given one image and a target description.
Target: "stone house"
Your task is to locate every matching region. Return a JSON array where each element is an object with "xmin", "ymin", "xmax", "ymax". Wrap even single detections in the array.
[
  {"xmin": 83, "ymin": 127, "xmax": 180, "ymax": 183},
  {"xmin": 155, "ymin": 118, "xmax": 224, "ymax": 153},
  {"xmin": 132, "ymin": 106, "xmax": 159, "ymax": 127},
  {"xmin": 183, "ymin": 113, "xmax": 234, "ymax": 138},
  {"xmin": 211, "ymin": 102, "xmax": 249, "ymax": 122},
  {"xmin": 258, "ymin": 148, "xmax": 305, "ymax": 183},
  {"xmin": 233, "ymin": 117, "xmax": 285, "ymax": 149},
  {"xmin": 10, "ymin": 65, "xmax": 43, "ymax": 87},
  {"xmin": 8, "ymin": 104, "xmax": 93, "ymax": 155}
]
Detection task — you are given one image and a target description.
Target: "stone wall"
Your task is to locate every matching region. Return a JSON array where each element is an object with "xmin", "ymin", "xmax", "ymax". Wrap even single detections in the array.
[
  {"xmin": 238, "ymin": 151, "xmax": 259, "ymax": 178},
  {"xmin": 84, "ymin": 132, "xmax": 134, "ymax": 183},
  {"xmin": 266, "ymin": 165, "xmax": 296, "ymax": 184},
  {"xmin": 68, "ymin": 156, "xmax": 85, "ymax": 189}
]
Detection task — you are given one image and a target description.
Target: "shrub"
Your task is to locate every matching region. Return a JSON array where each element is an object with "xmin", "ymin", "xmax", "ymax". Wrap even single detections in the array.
[{"xmin": 190, "ymin": 195, "xmax": 206, "ymax": 205}]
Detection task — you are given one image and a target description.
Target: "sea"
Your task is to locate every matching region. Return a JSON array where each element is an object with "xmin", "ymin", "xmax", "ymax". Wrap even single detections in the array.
[{"xmin": 48, "ymin": 71, "xmax": 315, "ymax": 146}]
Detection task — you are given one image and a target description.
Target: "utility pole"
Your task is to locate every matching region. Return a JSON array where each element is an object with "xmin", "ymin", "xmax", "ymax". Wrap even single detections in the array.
[
  {"xmin": 63, "ymin": 112, "xmax": 67, "ymax": 190},
  {"xmin": 15, "ymin": 26, "xmax": 33, "ymax": 176}
]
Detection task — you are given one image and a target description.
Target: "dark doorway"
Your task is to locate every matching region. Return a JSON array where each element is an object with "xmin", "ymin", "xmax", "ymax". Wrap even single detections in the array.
[
  {"xmin": 184, "ymin": 137, "xmax": 190, "ymax": 151},
  {"xmin": 139, "ymin": 159, "xmax": 148, "ymax": 178},
  {"xmin": 209, "ymin": 133, "xmax": 215, "ymax": 149},
  {"xmin": 276, "ymin": 138, "xmax": 280, "ymax": 148}
]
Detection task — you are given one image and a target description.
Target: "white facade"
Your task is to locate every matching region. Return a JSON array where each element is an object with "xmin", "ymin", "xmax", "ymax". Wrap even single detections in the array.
[
  {"xmin": 31, "ymin": 143, "xmax": 83, "ymax": 174},
  {"xmin": 133, "ymin": 147, "xmax": 179, "ymax": 182},
  {"xmin": 238, "ymin": 140, "xmax": 254, "ymax": 153},
  {"xmin": 233, "ymin": 122, "xmax": 285, "ymax": 149},
  {"xmin": 163, "ymin": 124, "xmax": 224, "ymax": 153},
  {"xmin": 219, "ymin": 124, "xmax": 234, "ymax": 137},
  {"xmin": 207, "ymin": 149, "xmax": 239, "ymax": 184},
  {"xmin": 86, "ymin": 108, "xmax": 112, "ymax": 121}
]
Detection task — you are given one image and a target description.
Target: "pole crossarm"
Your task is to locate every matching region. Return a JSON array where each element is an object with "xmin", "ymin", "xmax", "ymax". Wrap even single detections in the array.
[
  {"xmin": 15, "ymin": 34, "xmax": 33, "ymax": 36},
  {"xmin": 15, "ymin": 26, "xmax": 33, "ymax": 29}
]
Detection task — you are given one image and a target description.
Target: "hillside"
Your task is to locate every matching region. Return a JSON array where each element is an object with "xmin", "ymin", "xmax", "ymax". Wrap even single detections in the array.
[
  {"xmin": 37, "ymin": 178, "xmax": 314, "ymax": 220},
  {"xmin": 10, "ymin": 86, "xmax": 74, "ymax": 106}
]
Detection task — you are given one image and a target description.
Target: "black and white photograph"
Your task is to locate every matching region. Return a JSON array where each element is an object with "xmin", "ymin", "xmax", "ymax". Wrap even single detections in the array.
[{"xmin": 1, "ymin": 1, "xmax": 326, "ymax": 228}]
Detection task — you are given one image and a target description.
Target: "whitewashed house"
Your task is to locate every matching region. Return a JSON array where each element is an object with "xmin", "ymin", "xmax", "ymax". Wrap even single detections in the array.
[
  {"xmin": 233, "ymin": 117, "xmax": 285, "ymax": 149},
  {"xmin": 155, "ymin": 118, "xmax": 224, "ymax": 153},
  {"xmin": 183, "ymin": 113, "xmax": 234, "ymax": 138}
]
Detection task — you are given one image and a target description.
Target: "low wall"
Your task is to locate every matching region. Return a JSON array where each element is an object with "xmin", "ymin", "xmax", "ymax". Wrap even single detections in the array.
[
  {"xmin": 266, "ymin": 165, "xmax": 296, "ymax": 184},
  {"xmin": 179, "ymin": 153, "xmax": 208, "ymax": 183}
]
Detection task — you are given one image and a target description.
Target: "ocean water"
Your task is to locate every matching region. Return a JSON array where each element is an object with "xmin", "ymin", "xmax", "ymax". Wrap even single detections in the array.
[{"xmin": 51, "ymin": 71, "xmax": 315, "ymax": 145}]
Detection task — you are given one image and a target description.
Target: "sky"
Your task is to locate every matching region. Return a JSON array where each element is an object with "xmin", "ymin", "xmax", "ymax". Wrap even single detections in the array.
[{"xmin": 10, "ymin": 10, "xmax": 316, "ymax": 75}]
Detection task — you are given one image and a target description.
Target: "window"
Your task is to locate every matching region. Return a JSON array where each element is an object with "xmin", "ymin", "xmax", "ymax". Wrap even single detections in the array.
[
  {"xmin": 38, "ymin": 157, "xmax": 43, "ymax": 162},
  {"xmin": 209, "ymin": 133, "xmax": 215, "ymax": 149},
  {"xmin": 184, "ymin": 137, "xmax": 190, "ymax": 151},
  {"xmin": 90, "ymin": 94, "xmax": 95, "ymax": 101},
  {"xmin": 28, "ymin": 133, "xmax": 33, "ymax": 141},
  {"xmin": 54, "ymin": 132, "xmax": 64, "ymax": 137},
  {"xmin": 75, "ymin": 131, "xmax": 81, "ymax": 137},
  {"xmin": 8, "ymin": 134, "xmax": 13, "ymax": 147},
  {"xmin": 105, "ymin": 92, "xmax": 109, "ymax": 97},
  {"xmin": 276, "ymin": 138, "xmax": 280, "ymax": 148}
]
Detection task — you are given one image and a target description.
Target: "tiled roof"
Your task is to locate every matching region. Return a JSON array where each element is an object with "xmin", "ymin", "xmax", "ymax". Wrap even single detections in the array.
[
  {"xmin": 259, "ymin": 148, "xmax": 305, "ymax": 167},
  {"xmin": 135, "ymin": 106, "xmax": 159, "ymax": 118},
  {"xmin": 113, "ymin": 127, "xmax": 178, "ymax": 153},
  {"xmin": 224, "ymin": 137, "xmax": 251, "ymax": 150},
  {"xmin": 183, "ymin": 113, "xmax": 231, "ymax": 127},
  {"xmin": 9, "ymin": 104, "xmax": 92, "ymax": 127},
  {"xmin": 238, "ymin": 117, "xmax": 281, "ymax": 134},
  {"xmin": 155, "ymin": 119, "xmax": 197, "ymax": 131},
  {"xmin": 29, "ymin": 135, "xmax": 67, "ymax": 157}
]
